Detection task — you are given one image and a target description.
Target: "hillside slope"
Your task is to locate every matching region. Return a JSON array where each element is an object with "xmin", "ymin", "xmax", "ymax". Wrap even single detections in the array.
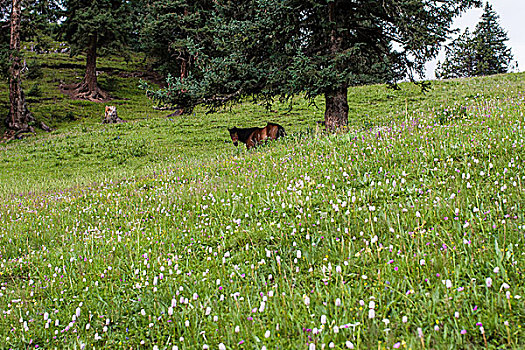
[
  {"xmin": 1, "ymin": 49, "xmax": 524, "ymax": 196},
  {"xmin": 1, "ymin": 67, "xmax": 524, "ymax": 348}
]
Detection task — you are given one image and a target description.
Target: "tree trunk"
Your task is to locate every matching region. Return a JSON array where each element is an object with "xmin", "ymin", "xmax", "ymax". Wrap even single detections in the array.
[
  {"xmin": 84, "ymin": 35, "xmax": 98, "ymax": 92},
  {"xmin": 174, "ymin": 6, "xmax": 191, "ymax": 116},
  {"xmin": 6, "ymin": 0, "xmax": 34, "ymax": 133},
  {"xmin": 324, "ymin": 86, "xmax": 349, "ymax": 132},
  {"xmin": 324, "ymin": 2, "xmax": 348, "ymax": 132},
  {"xmin": 72, "ymin": 34, "xmax": 108, "ymax": 101}
]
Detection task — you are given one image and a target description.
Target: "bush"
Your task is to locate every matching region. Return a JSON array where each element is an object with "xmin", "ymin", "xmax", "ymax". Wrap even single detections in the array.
[
  {"xmin": 25, "ymin": 60, "xmax": 44, "ymax": 80},
  {"xmin": 26, "ymin": 83, "xmax": 42, "ymax": 98}
]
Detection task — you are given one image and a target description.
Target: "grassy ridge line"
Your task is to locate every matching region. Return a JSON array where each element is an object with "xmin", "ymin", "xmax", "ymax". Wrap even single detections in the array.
[{"xmin": 1, "ymin": 91, "xmax": 524, "ymax": 348}]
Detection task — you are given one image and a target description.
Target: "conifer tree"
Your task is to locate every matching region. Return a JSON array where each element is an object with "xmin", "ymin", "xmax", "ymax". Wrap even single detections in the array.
[
  {"xmin": 435, "ymin": 29, "xmax": 477, "ymax": 79},
  {"xmin": 61, "ymin": 0, "xmax": 131, "ymax": 101},
  {"xmin": 23, "ymin": 0, "xmax": 63, "ymax": 52},
  {"xmin": 144, "ymin": 0, "xmax": 479, "ymax": 131},
  {"xmin": 140, "ymin": 0, "xmax": 214, "ymax": 77},
  {"xmin": 139, "ymin": 0, "xmax": 216, "ymax": 113},
  {"xmin": 436, "ymin": 2, "xmax": 514, "ymax": 79},
  {"xmin": 472, "ymin": 3, "xmax": 514, "ymax": 76},
  {"xmin": 1, "ymin": 0, "xmax": 57, "ymax": 137}
]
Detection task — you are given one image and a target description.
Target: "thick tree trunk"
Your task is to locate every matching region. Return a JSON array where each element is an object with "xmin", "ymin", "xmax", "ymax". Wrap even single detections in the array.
[
  {"xmin": 6, "ymin": 0, "xmax": 34, "ymax": 134},
  {"xmin": 174, "ymin": 6, "xmax": 191, "ymax": 116},
  {"xmin": 72, "ymin": 34, "xmax": 108, "ymax": 101},
  {"xmin": 84, "ymin": 35, "xmax": 98, "ymax": 92},
  {"xmin": 324, "ymin": 86, "xmax": 349, "ymax": 132},
  {"xmin": 324, "ymin": 2, "xmax": 348, "ymax": 132}
]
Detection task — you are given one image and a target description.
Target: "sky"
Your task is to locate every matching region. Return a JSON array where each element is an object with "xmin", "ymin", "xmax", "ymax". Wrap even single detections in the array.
[{"xmin": 424, "ymin": 0, "xmax": 525, "ymax": 80}]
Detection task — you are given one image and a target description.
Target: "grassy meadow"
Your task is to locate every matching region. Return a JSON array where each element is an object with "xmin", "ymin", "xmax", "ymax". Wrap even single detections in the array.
[{"xmin": 1, "ymin": 51, "xmax": 525, "ymax": 349}]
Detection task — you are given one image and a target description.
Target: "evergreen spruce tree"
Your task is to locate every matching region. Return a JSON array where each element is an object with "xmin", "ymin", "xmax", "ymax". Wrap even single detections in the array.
[
  {"xmin": 1, "ymin": 0, "xmax": 57, "ymax": 136},
  {"xmin": 435, "ymin": 29, "xmax": 477, "ymax": 79},
  {"xmin": 139, "ymin": 0, "xmax": 216, "ymax": 112},
  {"xmin": 23, "ymin": 0, "xmax": 63, "ymax": 52},
  {"xmin": 436, "ymin": 2, "xmax": 514, "ymax": 79},
  {"xmin": 144, "ymin": 0, "xmax": 479, "ymax": 131},
  {"xmin": 61, "ymin": 0, "xmax": 132, "ymax": 101},
  {"xmin": 1, "ymin": 0, "xmax": 61, "ymax": 70},
  {"xmin": 140, "ymin": 0, "xmax": 214, "ymax": 76},
  {"xmin": 472, "ymin": 3, "xmax": 514, "ymax": 76}
]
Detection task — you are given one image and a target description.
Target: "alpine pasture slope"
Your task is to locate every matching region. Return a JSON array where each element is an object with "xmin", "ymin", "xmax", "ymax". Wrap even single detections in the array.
[{"xmin": 1, "ymin": 69, "xmax": 525, "ymax": 349}]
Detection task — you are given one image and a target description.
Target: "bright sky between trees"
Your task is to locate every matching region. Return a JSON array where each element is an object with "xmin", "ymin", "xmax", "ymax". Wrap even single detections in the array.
[{"xmin": 425, "ymin": 0, "xmax": 524, "ymax": 80}]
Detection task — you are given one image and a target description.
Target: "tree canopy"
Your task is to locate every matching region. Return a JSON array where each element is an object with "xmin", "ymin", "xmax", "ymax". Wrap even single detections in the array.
[
  {"xmin": 436, "ymin": 2, "xmax": 514, "ymax": 79},
  {"xmin": 61, "ymin": 0, "xmax": 131, "ymax": 57},
  {"xmin": 140, "ymin": 0, "xmax": 215, "ymax": 77},
  {"xmin": 143, "ymin": 0, "xmax": 480, "ymax": 130}
]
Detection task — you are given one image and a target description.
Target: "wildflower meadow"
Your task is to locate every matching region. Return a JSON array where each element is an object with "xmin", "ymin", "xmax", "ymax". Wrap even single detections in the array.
[{"xmin": 1, "ymin": 73, "xmax": 525, "ymax": 349}]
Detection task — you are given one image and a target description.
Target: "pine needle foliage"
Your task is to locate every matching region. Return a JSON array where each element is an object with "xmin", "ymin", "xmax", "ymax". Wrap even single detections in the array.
[
  {"xmin": 139, "ymin": 0, "xmax": 215, "ymax": 77},
  {"xmin": 61, "ymin": 0, "xmax": 132, "ymax": 58},
  {"xmin": 142, "ymin": 0, "xmax": 480, "ymax": 128}
]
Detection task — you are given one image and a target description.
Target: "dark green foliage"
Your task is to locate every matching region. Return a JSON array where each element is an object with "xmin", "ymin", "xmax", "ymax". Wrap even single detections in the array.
[
  {"xmin": 21, "ymin": 0, "xmax": 62, "ymax": 42},
  {"xmin": 1, "ymin": 0, "xmax": 62, "ymax": 58},
  {"xmin": 25, "ymin": 60, "xmax": 43, "ymax": 79},
  {"xmin": 436, "ymin": 29, "xmax": 477, "ymax": 79},
  {"xmin": 436, "ymin": 3, "xmax": 514, "ymax": 79},
  {"xmin": 139, "ymin": 0, "xmax": 215, "ymax": 76},
  {"xmin": 0, "ymin": 44, "xmax": 8, "ymax": 79},
  {"xmin": 472, "ymin": 3, "xmax": 515, "ymax": 75},
  {"xmin": 26, "ymin": 83, "xmax": 42, "ymax": 97},
  {"xmin": 143, "ymin": 0, "xmax": 480, "ymax": 119},
  {"xmin": 61, "ymin": 0, "xmax": 132, "ymax": 57}
]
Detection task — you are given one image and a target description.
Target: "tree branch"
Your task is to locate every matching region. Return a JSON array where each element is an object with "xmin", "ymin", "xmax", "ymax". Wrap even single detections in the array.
[{"xmin": 204, "ymin": 88, "xmax": 243, "ymax": 105}]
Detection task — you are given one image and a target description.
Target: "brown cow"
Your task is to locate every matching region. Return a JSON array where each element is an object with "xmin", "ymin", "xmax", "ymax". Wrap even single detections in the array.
[{"xmin": 228, "ymin": 123, "xmax": 286, "ymax": 150}]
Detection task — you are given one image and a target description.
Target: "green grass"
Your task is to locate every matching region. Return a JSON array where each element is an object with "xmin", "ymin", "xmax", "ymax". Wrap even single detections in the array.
[
  {"xmin": 0, "ymin": 51, "xmax": 525, "ymax": 349},
  {"xmin": 1, "ymin": 50, "xmax": 524, "ymax": 196}
]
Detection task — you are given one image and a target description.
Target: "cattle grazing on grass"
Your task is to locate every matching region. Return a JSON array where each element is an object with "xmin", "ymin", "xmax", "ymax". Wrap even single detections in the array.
[{"xmin": 228, "ymin": 123, "xmax": 286, "ymax": 150}]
